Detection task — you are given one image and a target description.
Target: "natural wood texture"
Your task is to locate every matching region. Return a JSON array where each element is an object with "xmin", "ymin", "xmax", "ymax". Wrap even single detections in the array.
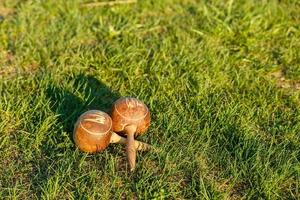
[
  {"xmin": 111, "ymin": 97, "xmax": 150, "ymax": 136},
  {"xmin": 125, "ymin": 125, "xmax": 137, "ymax": 171},
  {"xmin": 73, "ymin": 110, "xmax": 152, "ymax": 154},
  {"xmin": 111, "ymin": 97, "xmax": 151, "ymax": 170},
  {"xmin": 110, "ymin": 132, "xmax": 151, "ymax": 151},
  {"xmin": 73, "ymin": 110, "xmax": 112, "ymax": 153}
]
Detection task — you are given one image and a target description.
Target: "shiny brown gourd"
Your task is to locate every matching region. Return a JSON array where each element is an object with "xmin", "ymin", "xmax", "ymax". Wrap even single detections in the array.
[
  {"xmin": 111, "ymin": 97, "xmax": 151, "ymax": 171},
  {"xmin": 73, "ymin": 110, "xmax": 151, "ymax": 153}
]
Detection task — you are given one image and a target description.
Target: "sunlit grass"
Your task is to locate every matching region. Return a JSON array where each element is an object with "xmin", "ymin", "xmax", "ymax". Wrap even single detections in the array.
[{"xmin": 0, "ymin": 0, "xmax": 299, "ymax": 199}]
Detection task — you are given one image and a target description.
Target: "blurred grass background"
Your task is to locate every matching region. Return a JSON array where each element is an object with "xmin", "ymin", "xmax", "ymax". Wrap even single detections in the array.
[{"xmin": 0, "ymin": 0, "xmax": 299, "ymax": 199}]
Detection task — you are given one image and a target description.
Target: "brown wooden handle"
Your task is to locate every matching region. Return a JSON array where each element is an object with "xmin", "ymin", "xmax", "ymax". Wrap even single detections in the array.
[
  {"xmin": 124, "ymin": 125, "xmax": 137, "ymax": 171},
  {"xmin": 110, "ymin": 132, "xmax": 152, "ymax": 151},
  {"xmin": 135, "ymin": 140, "xmax": 152, "ymax": 151}
]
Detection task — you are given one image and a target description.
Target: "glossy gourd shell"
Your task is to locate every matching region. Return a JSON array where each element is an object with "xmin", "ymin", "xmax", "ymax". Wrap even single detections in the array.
[
  {"xmin": 111, "ymin": 97, "xmax": 150, "ymax": 137},
  {"xmin": 73, "ymin": 110, "xmax": 112, "ymax": 153}
]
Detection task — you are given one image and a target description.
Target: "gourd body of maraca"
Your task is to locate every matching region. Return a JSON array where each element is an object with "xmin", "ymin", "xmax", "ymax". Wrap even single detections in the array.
[
  {"xmin": 111, "ymin": 97, "xmax": 151, "ymax": 171},
  {"xmin": 111, "ymin": 97, "xmax": 150, "ymax": 136},
  {"xmin": 73, "ymin": 110, "xmax": 112, "ymax": 153}
]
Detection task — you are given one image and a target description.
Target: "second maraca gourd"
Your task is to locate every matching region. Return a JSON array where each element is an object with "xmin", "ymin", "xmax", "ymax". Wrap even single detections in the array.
[
  {"xmin": 111, "ymin": 97, "xmax": 150, "ymax": 171},
  {"xmin": 73, "ymin": 110, "xmax": 151, "ymax": 153}
]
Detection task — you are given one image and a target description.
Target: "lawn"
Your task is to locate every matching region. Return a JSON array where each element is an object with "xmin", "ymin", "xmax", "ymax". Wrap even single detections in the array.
[{"xmin": 0, "ymin": 0, "xmax": 300, "ymax": 199}]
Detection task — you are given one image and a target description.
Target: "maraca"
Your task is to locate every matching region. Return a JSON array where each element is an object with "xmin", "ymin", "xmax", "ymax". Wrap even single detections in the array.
[
  {"xmin": 111, "ymin": 97, "xmax": 150, "ymax": 171},
  {"xmin": 73, "ymin": 110, "xmax": 151, "ymax": 153}
]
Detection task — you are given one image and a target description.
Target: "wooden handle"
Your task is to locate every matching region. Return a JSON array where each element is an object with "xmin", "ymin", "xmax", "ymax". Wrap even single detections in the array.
[
  {"xmin": 110, "ymin": 132, "xmax": 152, "ymax": 151},
  {"xmin": 134, "ymin": 140, "xmax": 152, "ymax": 151},
  {"xmin": 124, "ymin": 125, "xmax": 137, "ymax": 171}
]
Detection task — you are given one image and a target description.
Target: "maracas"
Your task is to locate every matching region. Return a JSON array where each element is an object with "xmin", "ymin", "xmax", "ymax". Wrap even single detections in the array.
[
  {"xmin": 73, "ymin": 110, "xmax": 151, "ymax": 153},
  {"xmin": 111, "ymin": 97, "xmax": 150, "ymax": 171}
]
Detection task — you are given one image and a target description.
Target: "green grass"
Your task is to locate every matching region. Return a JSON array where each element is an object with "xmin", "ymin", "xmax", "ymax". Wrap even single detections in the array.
[{"xmin": 0, "ymin": 0, "xmax": 300, "ymax": 199}]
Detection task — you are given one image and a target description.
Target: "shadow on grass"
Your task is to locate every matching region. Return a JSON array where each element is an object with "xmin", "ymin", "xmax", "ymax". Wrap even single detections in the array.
[
  {"xmin": 46, "ymin": 74, "xmax": 120, "ymax": 134},
  {"xmin": 28, "ymin": 74, "xmax": 122, "ymax": 197}
]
